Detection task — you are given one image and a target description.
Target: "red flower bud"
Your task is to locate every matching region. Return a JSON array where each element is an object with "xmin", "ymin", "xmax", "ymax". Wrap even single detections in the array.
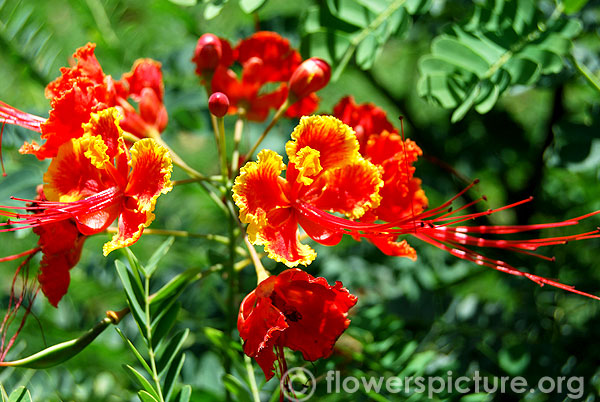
[
  {"xmin": 288, "ymin": 58, "xmax": 331, "ymax": 100},
  {"xmin": 208, "ymin": 92, "xmax": 230, "ymax": 117},
  {"xmin": 192, "ymin": 34, "xmax": 222, "ymax": 73}
]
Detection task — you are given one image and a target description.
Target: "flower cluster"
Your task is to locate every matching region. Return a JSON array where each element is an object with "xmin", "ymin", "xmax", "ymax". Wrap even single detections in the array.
[
  {"xmin": 1, "ymin": 44, "xmax": 173, "ymax": 306},
  {"xmin": 193, "ymin": 31, "xmax": 330, "ymax": 121},
  {"xmin": 1, "ymin": 43, "xmax": 167, "ymax": 161}
]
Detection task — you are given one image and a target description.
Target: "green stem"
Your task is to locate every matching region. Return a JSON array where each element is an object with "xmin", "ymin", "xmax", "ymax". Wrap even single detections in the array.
[
  {"xmin": 244, "ymin": 355, "xmax": 261, "ymax": 402},
  {"xmin": 231, "ymin": 114, "xmax": 245, "ymax": 175},
  {"xmin": 244, "ymin": 99, "xmax": 289, "ymax": 162},
  {"xmin": 217, "ymin": 116, "xmax": 229, "ymax": 180},
  {"xmin": 331, "ymin": 0, "xmax": 407, "ymax": 81},
  {"xmin": 144, "ymin": 276, "xmax": 165, "ymax": 402},
  {"xmin": 105, "ymin": 227, "xmax": 248, "ymax": 256}
]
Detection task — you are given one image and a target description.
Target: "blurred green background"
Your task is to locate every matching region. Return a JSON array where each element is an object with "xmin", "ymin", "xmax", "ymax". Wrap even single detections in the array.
[{"xmin": 1, "ymin": 0, "xmax": 600, "ymax": 400}]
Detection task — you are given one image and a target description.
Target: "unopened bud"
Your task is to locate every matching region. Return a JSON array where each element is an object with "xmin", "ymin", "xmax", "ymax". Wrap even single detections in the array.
[
  {"xmin": 192, "ymin": 34, "xmax": 223, "ymax": 75},
  {"xmin": 208, "ymin": 92, "xmax": 230, "ymax": 117},
  {"xmin": 288, "ymin": 58, "xmax": 331, "ymax": 100}
]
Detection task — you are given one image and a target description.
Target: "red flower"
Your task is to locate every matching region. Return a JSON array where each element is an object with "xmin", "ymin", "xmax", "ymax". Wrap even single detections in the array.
[
  {"xmin": 233, "ymin": 115, "xmax": 383, "ymax": 266},
  {"xmin": 334, "ymin": 96, "xmax": 428, "ymax": 258},
  {"xmin": 238, "ymin": 268, "xmax": 357, "ymax": 380},
  {"xmin": 333, "ymin": 96, "xmax": 397, "ymax": 150},
  {"xmin": 234, "ymin": 114, "xmax": 600, "ymax": 299},
  {"xmin": 1, "ymin": 43, "xmax": 168, "ymax": 160},
  {"xmin": 1, "ymin": 108, "xmax": 173, "ymax": 257},
  {"xmin": 192, "ymin": 33, "xmax": 233, "ymax": 84},
  {"xmin": 0, "ymin": 186, "xmax": 87, "ymax": 307},
  {"xmin": 203, "ymin": 32, "xmax": 327, "ymax": 121}
]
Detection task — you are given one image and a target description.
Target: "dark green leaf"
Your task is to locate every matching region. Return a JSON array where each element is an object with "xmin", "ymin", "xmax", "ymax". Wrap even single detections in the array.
[
  {"xmin": 151, "ymin": 302, "xmax": 181, "ymax": 349},
  {"xmin": 115, "ymin": 328, "xmax": 153, "ymax": 376},
  {"xmin": 157, "ymin": 329, "xmax": 189, "ymax": 377},
  {"xmin": 123, "ymin": 365, "xmax": 160, "ymax": 400},
  {"xmin": 138, "ymin": 390, "xmax": 159, "ymax": 402},
  {"xmin": 174, "ymin": 385, "xmax": 192, "ymax": 402},
  {"xmin": 115, "ymin": 260, "xmax": 147, "ymax": 329},
  {"xmin": 145, "ymin": 236, "xmax": 175, "ymax": 277},
  {"xmin": 163, "ymin": 353, "xmax": 186, "ymax": 402},
  {"xmin": 222, "ymin": 374, "xmax": 252, "ymax": 402}
]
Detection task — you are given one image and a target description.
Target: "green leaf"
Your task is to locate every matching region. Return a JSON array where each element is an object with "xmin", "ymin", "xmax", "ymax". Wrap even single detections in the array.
[
  {"xmin": 163, "ymin": 353, "xmax": 186, "ymax": 402},
  {"xmin": 150, "ymin": 266, "xmax": 207, "ymax": 307},
  {"xmin": 222, "ymin": 374, "xmax": 252, "ymax": 402},
  {"xmin": 355, "ymin": 33, "xmax": 379, "ymax": 69},
  {"xmin": 431, "ymin": 36, "xmax": 490, "ymax": 76},
  {"xmin": 417, "ymin": 0, "xmax": 578, "ymax": 120},
  {"xmin": 124, "ymin": 364, "xmax": 160, "ymax": 400},
  {"xmin": 151, "ymin": 301, "xmax": 181, "ymax": 349},
  {"xmin": 167, "ymin": 0, "xmax": 197, "ymax": 5},
  {"xmin": 174, "ymin": 385, "xmax": 192, "ymax": 402},
  {"xmin": 239, "ymin": 0, "xmax": 266, "ymax": 14},
  {"xmin": 204, "ymin": 1, "xmax": 226, "ymax": 19},
  {"xmin": 138, "ymin": 390, "xmax": 159, "ymax": 402},
  {"xmin": 157, "ymin": 329, "xmax": 189, "ymax": 377},
  {"xmin": 115, "ymin": 260, "xmax": 147, "ymax": 329},
  {"xmin": 145, "ymin": 236, "xmax": 175, "ymax": 277},
  {"xmin": 7, "ymin": 387, "xmax": 31, "ymax": 402},
  {"xmin": 115, "ymin": 328, "xmax": 153, "ymax": 376},
  {"xmin": 562, "ymin": 0, "xmax": 589, "ymax": 14}
]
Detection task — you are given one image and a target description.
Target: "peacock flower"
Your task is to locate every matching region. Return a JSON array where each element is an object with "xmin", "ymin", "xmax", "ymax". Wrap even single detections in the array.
[
  {"xmin": 233, "ymin": 115, "xmax": 383, "ymax": 266},
  {"xmin": 0, "ymin": 108, "xmax": 173, "ymax": 257},
  {"xmin": 235, "ymin": 113, "xmax": 600, "ymax": 299},
  {"xmin": 0, "ymin": 186, "xmax": 87, "ymax": 307},
  {"xmin": 0, "ymin": 43, "xmax": 168, "ymax": 160},
  {"xmin": 203, "ymin": 31, "xmax": 325, "ymax": 121},
  {"xmin": 238, "ymin": 268, "xmax": 357, "ymax": 380}
]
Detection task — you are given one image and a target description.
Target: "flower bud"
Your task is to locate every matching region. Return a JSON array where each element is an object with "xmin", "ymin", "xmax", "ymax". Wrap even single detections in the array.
[
  {"xmin": 288, "ymin": 58, "xmax": 331, "ymax": 100},
  {"xmin": 208, "ymin": 92, "xmax": 230, "ymax": 117},
  {"xmin": 192, "ymin": 33, "xmax": 233, "ymax": 80}
]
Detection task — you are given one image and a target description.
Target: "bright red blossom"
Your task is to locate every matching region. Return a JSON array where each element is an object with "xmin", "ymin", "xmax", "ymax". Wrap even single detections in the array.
[
  {"xmin": 0, "ymin": 43, "xmax": 168, "ymax": 160},
  {"xmin": 235, "ymin": 113, "xmax": 600, "ymax": 299},
  {"xmin": 1, "ymin": 108, "xmax": 173, "ymax": 258},
  {"xmin": 238, "ymin": 268, "xmax": 357, "ymax": 380},
  {"xmin": 200, "ymin": 32, "xmax": 326, "ymax": 121},
  {"xmin": 233, "ymin": 115, "xmax": 383, "ymax": 266}
]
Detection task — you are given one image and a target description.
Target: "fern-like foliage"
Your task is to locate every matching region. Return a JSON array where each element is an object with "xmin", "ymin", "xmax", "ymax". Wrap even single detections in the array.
[
  {"xmin": 302, "ymin": 0, "xmax": 431, "ymax": 81},
  {"xmin": 417, "ymin": 0, "xmax": 582, "ymax": 122},
  {"xmin": 0, "ymin": 0, "xmax": 64, "ymax": 85}
]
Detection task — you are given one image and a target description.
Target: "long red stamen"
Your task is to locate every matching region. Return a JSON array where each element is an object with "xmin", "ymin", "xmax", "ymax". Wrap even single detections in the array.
[
  {"xmin": 0, "ymin": 187, "xmax": 122, "ymax": 232},
  {"xmin": 1, "ymin": 122, "xmax": 6, "ymax": 177},
  {"xmin": 0, "ymin": 101, "xmax": 45, "ymax": 132},
  {"xmin": 295, "ymin": 183, "xmax": 600, "ymax": 299}
]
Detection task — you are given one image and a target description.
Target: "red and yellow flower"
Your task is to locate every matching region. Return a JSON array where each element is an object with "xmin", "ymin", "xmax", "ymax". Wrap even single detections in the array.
[
  {"xmin": 235, "ymin": 112, "xmax": 600, "ymax": 299},
  {"xmin": 238, "ymin": 268, "xmax": 357, "ymax": 380},
  {"xmin": 233, "ymin": 115, "xmax": 383, "ymax": 266},
  {"xmin": 0, "ymin": 43, "xmax": 168, "ymax": 160},
  {"xmin": 1, "ymin": 107, "xmax": 173, "ymax": 258}
]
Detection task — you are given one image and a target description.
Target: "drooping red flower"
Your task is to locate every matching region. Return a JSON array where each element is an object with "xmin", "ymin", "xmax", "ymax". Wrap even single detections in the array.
[
  {"xmin": 0, "ymin": 186, "xmax": 87, "ymax": 307},
  {"xmin": 1, "ymin": 43, "xmax": 168, "ymax": 160},
  {"xmin": 202, "ymin": 32, "xmax": 327, "ymax": 121},
  {"xmin": 238, "ymin": 268, "xmax": 357, "ymax": 380},
  {"xmin": 1, "ymin": 108, "xmax": 173, "ymax": 257},
  {"xmin": 234, "ymin": 114, "xmax": 600, "ymax": 299}
]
